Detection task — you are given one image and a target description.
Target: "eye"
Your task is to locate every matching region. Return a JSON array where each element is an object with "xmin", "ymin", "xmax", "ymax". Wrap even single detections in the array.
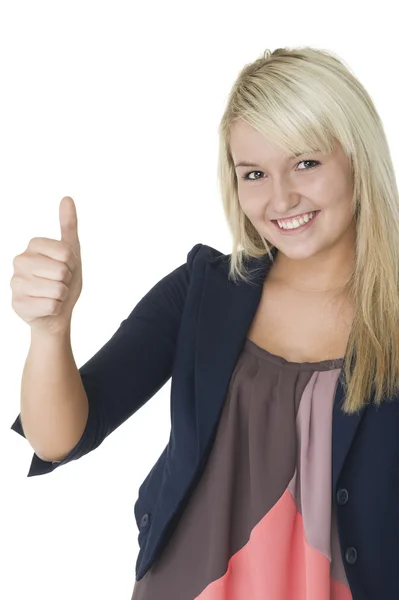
[{"xmin": 241, "ymin": 160, "xmax": 320, "ymax": 181}]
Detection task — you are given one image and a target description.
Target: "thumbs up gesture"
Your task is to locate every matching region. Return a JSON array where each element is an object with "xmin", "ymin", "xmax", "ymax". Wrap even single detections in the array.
[{"xmin": 10, "ymin": 197, "xmax": 83, "ymax": 335}]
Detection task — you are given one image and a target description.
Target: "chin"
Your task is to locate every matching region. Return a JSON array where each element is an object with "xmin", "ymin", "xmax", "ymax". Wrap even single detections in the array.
[{"xmin": 272, "ymin": 243, "xmax": 320, "ymax": 261}]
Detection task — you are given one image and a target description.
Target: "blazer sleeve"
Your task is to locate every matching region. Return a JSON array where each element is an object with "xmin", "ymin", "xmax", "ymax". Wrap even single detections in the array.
[{"xmin": 10, "ymin": 242, "xmax": 203, "ymax": 478}]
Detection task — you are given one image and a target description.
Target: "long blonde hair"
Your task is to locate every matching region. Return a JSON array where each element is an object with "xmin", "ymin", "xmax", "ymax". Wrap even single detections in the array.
[{"xmin": 217, "ymin": 46, "xmax": 399, "ymax": 414}]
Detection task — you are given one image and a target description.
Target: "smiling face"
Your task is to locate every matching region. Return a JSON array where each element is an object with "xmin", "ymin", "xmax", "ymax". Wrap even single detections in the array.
[{"xmin": 229, "ymin": 119, "xmax": 357, "ymax": 266}]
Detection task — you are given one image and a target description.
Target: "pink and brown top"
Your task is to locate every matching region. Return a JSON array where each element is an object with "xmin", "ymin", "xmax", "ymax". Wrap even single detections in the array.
[{"xmin": 132, "ymin": 337, "xmax": 351, "ymax": 600}]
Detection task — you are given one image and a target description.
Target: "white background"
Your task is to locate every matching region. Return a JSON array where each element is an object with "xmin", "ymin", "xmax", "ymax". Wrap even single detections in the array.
[{"xmin": 0, "ymin": 1, "xmax": 397, "ymax": 599}]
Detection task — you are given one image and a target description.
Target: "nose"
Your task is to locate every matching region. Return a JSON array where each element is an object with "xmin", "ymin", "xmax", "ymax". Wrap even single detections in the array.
[{"xmin": 270, "ymin": 178, "xmax": 301, "ymax": 216}]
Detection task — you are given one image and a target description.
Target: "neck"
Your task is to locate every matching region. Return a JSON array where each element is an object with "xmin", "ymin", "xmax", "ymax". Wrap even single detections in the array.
[{"xmin": 268, "ymin": 246, "xmax": 355, "ymax": 295}]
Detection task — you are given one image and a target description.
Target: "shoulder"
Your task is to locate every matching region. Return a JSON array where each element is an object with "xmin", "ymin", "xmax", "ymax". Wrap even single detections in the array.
[{"xmin": 186, "ymin": 243, "xmax": 230, "ymax": 273}]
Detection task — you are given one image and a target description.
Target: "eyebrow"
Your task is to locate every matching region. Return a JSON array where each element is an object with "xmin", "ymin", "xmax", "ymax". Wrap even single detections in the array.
[{"xmin": 234, "ymin": 152, "xmax": 316, "ymax": 169}]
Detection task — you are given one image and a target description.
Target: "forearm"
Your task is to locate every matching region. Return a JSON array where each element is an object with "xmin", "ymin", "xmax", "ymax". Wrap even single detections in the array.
[{"xmin": 20, "ymin": 327, "xmax": 89, "ymax": 462}]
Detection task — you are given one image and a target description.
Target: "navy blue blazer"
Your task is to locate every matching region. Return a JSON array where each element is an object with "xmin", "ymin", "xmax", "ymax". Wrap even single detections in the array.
[{"xmin": 10, "ymin": 242, "xmax": 399, "ymax": 599}]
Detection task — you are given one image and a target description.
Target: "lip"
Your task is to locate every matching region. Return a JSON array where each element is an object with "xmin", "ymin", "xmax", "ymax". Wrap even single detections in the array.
[{"xmin": 272, "ymin": 210, "xmax": 320, "ymax": 234}]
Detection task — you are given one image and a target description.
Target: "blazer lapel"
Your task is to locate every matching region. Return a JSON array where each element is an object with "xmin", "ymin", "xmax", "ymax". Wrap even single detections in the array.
[
  {"xmin": 194, "ymin": 249, "xmax": 275, "ymax": 458},
  {"xmin": 332, "ymin": 377, "xmax": 366, "ymax": 492}
]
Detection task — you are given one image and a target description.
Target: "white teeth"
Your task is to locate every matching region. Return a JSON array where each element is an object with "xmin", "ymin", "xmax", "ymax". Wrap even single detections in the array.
[{"xmin": 277, "ymin": 211, "xmax": 316, "ymax": 230}]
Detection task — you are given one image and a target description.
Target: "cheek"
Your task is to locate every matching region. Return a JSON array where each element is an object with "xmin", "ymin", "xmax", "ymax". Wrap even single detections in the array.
[
  {"xmin": 238, "ymin": 198, "xmax": 257, "ymax": 222},
  {"xmin": 239, "ymin": 193, "xmax": 264, "ymax": 215}
]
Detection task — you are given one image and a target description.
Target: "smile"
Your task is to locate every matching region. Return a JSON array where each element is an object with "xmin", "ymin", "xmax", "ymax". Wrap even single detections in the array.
[{"xmin": 272, "ymin": 210, "xmax": 321, "ymax": 234}]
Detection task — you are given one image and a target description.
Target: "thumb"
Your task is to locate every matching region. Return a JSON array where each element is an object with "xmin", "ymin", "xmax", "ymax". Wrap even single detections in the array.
[{"xmin": 59, "ymin": 196, "xmax": 80, "ymax": 258}]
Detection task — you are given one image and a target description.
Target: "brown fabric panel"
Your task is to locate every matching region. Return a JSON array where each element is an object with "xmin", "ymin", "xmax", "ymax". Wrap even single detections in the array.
[{"xmin": 132, "ymin": 339, "xmax": 347, "ymax": 599}]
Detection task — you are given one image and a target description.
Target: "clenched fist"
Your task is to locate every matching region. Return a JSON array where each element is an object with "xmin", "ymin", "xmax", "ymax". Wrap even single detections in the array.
[{"xmin": 10, "ymin": 196, "xmax": 83, "ymax": 335}]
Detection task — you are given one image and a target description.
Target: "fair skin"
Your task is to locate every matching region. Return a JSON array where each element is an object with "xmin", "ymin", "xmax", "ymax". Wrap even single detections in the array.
[
  {"xmin": 228, "ymin": 119, "xmax": 357, "ymax": 362},
  {"xmin": 229, "ymin": 119, "xmax": 357, "ymax": 296}
]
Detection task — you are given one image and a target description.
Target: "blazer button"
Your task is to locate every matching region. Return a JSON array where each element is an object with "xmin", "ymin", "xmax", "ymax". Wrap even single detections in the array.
[
  {"xmin": 345, "ymin": 546, "xmax": 358, "ymax": 564},
  {"xmin": 337, "ymin": 488, "xmax": 349, "ymax": 505},
  {"xmin": 140, "ymin": 513, "xmax": 150, "ymax": 529}
]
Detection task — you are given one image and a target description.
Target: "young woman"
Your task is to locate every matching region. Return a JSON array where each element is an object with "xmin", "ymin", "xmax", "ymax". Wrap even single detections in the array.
[{"xmin": 11, "ymin": 47, "xmax": 399, "ymax": 599}]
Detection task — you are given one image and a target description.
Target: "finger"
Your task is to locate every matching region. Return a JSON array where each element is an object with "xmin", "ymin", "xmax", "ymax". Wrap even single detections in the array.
[{"xmin": 59, "ymin": 196, "xmax": 80, "ymax": 258}]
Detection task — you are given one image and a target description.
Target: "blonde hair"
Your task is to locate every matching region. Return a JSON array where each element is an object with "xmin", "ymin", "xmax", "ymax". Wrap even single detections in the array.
[{"xmin": 217, "ymin": 46, "xmax": 399, "ymax": 414}]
